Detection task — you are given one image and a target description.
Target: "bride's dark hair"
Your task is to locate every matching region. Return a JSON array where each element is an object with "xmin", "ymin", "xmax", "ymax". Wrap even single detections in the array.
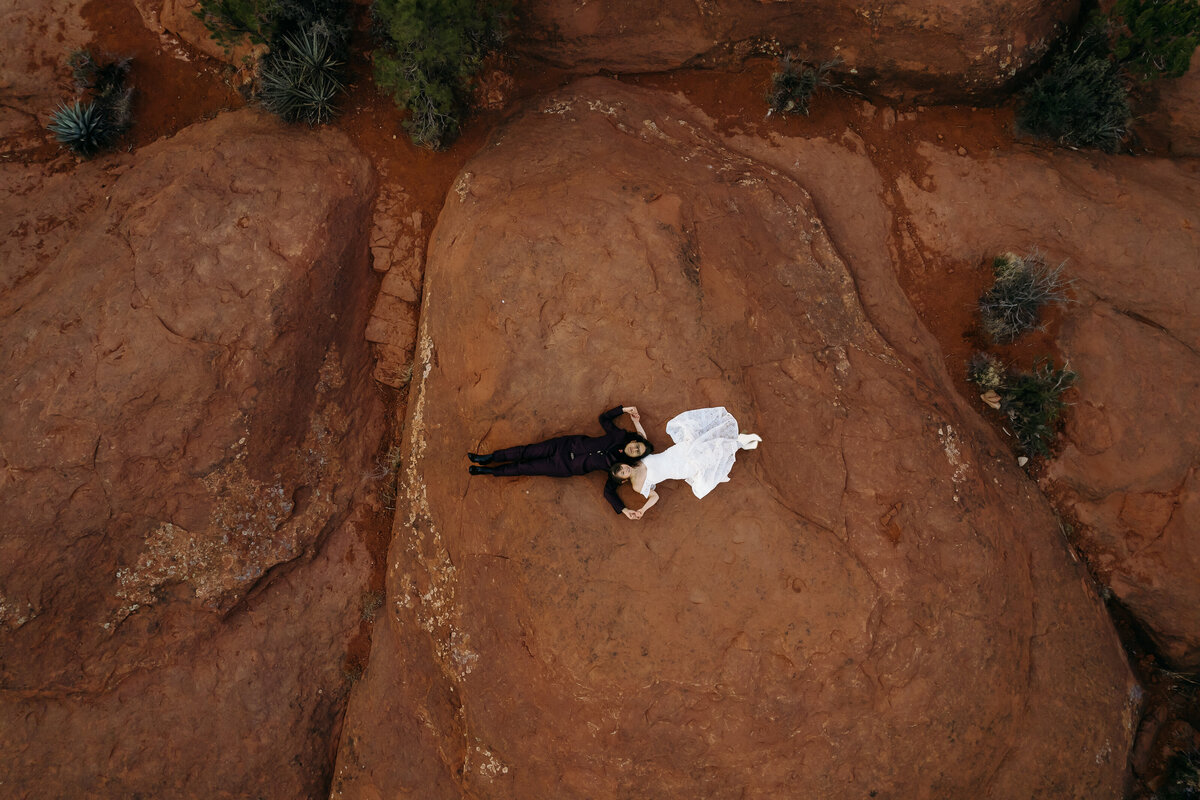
[{"xmin": 609, "ymin": 463, "xmax": 632, "ymax": 483}]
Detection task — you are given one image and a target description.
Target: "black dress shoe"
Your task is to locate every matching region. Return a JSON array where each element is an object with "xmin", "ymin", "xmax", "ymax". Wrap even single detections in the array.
[
  {"xmin": 467, "ymin": 452, "xmax": 494, "ymax": 464},
  {"xmin": 469, "ymin": 465, "xmax": 494, "ymax": 475}
]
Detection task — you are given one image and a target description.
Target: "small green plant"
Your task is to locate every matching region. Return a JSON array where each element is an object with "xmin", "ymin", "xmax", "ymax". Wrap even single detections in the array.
[
  {"xmin": 372, "ymin": 0, "xmax": 509, "ymax": 148},
  {"xmin": 767, "ymin": 55, "xmax": 840, "ymax": 116},
  {"xmin": 194, "ymin": 0, "xmax": 281, "ymax": 49},
  {"xmin": 969, "ymin": 357, "xmax": 1077, "ymax": 458},
  {"xmin": 47, "ymin": 52, "xmax": 132, "ymax": 157},
  {"xmin": 978, "ymin": 251, "xmax": 1072, "ymax": 344},
  {"xmin": 1112, "ymin": 0, "xmax": 1200, "ymax": 80},
  {"xmin": 1158, "ymin": 748, "xmax": 1200, "ymax": 800},
  {"xmin": 259, "ymin": 23, "xmax": 345, "ymax": 124},
  {"xmin": 1017, "ymin": 25, "xmax": 1132, "ymax": 152}
]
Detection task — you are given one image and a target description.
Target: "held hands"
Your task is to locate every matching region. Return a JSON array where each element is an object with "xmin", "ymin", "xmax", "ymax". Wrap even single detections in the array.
[
  {"xmin": 623, "ymin": 406, "xmax": 641, "ymax": 422},
  {"xmin": 622, "ymin": 508, "xmax": 643, "ymax": 520}
]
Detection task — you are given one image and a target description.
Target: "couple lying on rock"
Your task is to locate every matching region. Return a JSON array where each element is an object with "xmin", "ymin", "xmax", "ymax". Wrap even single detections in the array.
[{"xmin": 468, "ymin": 405, "xmax": 761, "ymax": 519}]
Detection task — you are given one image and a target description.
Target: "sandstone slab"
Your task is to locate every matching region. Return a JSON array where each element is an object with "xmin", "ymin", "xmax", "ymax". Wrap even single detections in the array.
[
  {"xmin": 511, "ymin": 0, "xmax": 1079, "ymax": 99},
  {"xmin": 0, "ymin": 109, "xmax": 384, "ymax": 796},
  {"xmin": 333, "ymin": 78, "xmax": 1136, "ymax": 799},
  {"xmin": 896, "ymin": 143, "xmax": 1200, "ymax": 668}
]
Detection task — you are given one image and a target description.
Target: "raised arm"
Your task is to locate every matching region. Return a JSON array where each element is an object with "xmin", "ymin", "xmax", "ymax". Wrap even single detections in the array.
[
  {"xmin": 599, "ymin": 405, "xmax": 625, "ymax": 434},
  {"xmin": 622, "ymin": 489, "xmax": 658, "ymax": 520},
  {"xmin": 622, "ymin": 406, "xmax": 647, "ymax": 439}
]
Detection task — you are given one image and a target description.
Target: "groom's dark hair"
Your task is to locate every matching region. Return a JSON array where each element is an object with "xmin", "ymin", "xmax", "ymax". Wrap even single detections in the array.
[{"xmin": 616, "ymin": 434, "xmax": 654, "ymax": 464}]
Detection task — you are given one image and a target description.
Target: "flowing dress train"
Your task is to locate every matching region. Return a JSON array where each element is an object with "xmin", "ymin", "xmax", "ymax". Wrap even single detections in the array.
[{"xmin": 637, "ymin": 407, "xmax": 761, "ymax": 499}]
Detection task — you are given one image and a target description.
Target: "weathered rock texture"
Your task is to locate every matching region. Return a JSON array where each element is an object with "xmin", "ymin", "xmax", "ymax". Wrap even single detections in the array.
[
  {"xmin": 333, "ymin": 78, "xmax": 1136, "ymax": 799},
  {"xmin": 364, "ymin": 186, "xmax": 424, "ymax": 388},
  {"xmin": 1147, "ymin": 48, "xmax": 1200, "ymax": 156},
  {"xmin": 0, "ymin": 110, "xmax": 384, "ymax": 796},
  {"xmin": 895, "ymin": 145, "xmax": 1200, "ymax": 669},
  {"xmin": 511, "ymin": 0, "xmax": 1079, "ymax": 99},
  {"xmin": 0, "ymin": 0, "xmax": 90, "ymax": 152},
  {"xmin": 133, "ymin": 0, "xmax": 261, "ymax": 65}
]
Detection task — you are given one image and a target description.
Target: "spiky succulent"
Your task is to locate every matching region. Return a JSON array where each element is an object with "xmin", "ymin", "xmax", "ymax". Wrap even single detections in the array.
[
  {"xmin": 259, "ymin": 25, "xmax": 345, "ymax": 124},
  {"xmin": 47, "ymin": 101, "xmax": 117, "ymax": 157}
]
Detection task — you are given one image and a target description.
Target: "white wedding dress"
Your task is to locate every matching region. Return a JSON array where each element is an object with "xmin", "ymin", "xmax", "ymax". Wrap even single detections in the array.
[{"xmin": 637, "ymin": 407, "xmax": 761, "ymax": 499}]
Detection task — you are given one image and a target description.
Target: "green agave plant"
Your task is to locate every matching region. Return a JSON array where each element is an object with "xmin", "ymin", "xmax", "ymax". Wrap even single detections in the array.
[
  {"xmin": 259, "ymin": 26, "xmax": 345, "ymax": 124},
  {"xmin": 47, "ymin": 100, "xmax": 117, "ymax": 157}
]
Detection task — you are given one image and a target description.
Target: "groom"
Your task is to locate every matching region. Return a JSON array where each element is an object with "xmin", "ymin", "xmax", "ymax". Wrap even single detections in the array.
[{"xmin": 468, "ymin": 405, "xmax": 653, "ymax": 513}]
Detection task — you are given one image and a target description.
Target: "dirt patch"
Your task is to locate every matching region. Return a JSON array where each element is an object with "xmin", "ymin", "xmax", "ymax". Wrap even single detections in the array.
[{"xmin": 78, "ymin": 0, "xmax": 241, "ymax": 149}]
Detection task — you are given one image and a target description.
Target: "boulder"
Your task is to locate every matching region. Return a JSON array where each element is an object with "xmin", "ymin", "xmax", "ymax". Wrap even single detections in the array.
[
  {"xmin": 333, "ymin": 78, "xmax": 1136, "ymax": 799},
  {"xmin": 510, "ymin": 0, "xmax": 1080, "ymax": 99},
  {"xmin": 0, "ymin": 109, "xmax": 384, "ymax": 795},
  {"xmin": 895, "ymin": 143, "xmax": 1200, "ymax": 668}
]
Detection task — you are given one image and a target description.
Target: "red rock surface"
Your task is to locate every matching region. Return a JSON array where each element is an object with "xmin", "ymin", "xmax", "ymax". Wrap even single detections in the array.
[
  {"xmin": 364, "ymin": 186, "xmax": 425, "ymax": 388},
  {"xmin": 332, "ymin": 78, "xmax": 1137, "ymax": 799},
  {"xmin": 895, "ymin": 144, "xmax": 1200, "ymax": 668},
  {"xmin": 1146, "ymin": 48, "xmax": 1200, "ymax": 156},
  {"xmin": 0, "ymin": 0, "xmax": 91, "ymax": 153},
  {"xmin": 132, "ymin": 0, "xmax": 263, "ymax": 66},
  {"xmin": 0, "ymin": 109, "xmax": 385, "ymax": 795},
  {"xmin": 511, "ymin": 0, "xmax": 1079, "ymax": 98}
]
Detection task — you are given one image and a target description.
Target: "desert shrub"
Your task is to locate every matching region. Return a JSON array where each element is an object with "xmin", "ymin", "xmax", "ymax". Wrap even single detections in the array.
[
  {"xmin": 1158, "ymin": 748, "xmax": 1200, "ymax": 800},
  {"xmin": 259, "ymin": 23, "xmax": 345, "ymax": 124},
  {"xmin": 1017, "ymin": 26, "xmax": 1132, "ymax": 152},
  {"xmin": 967, "ymin": 355, "xmax": 1077, "ymax": 458},
  {"xmin": 978, "ymin": 251, "xmax": 1071, "ymax": 344},
  {"xmin": 1112, "ymin": 0, "xmax": 1200, "ymax": 80},
  {"xmin": 767, "ymin": 55, "xmax": 839, "ymax": 116},
  {"xmin": 372, "ymin": 0, "xmax": 509, "ymax": 148},
  {"xmin": 47, "ymin": 51, "xmax": 132, "ymax": 157},
  {"xmin": 1001, "ymin": 359, "xmax": 1077, "ymax": 457},
  {"xmin": 68, "ymin": 49, "xmax": 99, "ymax": 90},
  {"xmin": 196, "ymin": 0, "xmax": 352, "ymax": 50},
  {"xmin": 196, "ymin": 0, "xmax": 351, "ymax": 124},
  {"xmin": 967, "ymin": 352, "xmax": 1006, "ymax": 393},
  {"xmin": 195, "ymin": 0, "xmax": 281, "ymax": 48},
  {"xmin": 273, "ymin": 0, "xmax": 353, "ymax": 44}
]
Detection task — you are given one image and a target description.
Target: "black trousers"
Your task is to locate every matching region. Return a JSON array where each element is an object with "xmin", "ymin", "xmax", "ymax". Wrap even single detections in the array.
[{"xmin": 487, "ymin": 437, "xmax": 578, "ymax": 477}]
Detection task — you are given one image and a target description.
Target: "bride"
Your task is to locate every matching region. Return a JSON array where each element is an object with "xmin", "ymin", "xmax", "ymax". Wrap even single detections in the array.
[{"xmin": 611, "ymin": 407, "xmax": 761, "ymax": 520}]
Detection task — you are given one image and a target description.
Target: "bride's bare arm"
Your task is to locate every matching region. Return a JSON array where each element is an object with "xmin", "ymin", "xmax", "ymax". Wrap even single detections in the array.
[
  {"xmin": 623, "ymin": 490, "xmax": 658, "ymax": 520},
  {"xmin": 622, "ymin": 406, "xmax": 648, "ymax": 438}
]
